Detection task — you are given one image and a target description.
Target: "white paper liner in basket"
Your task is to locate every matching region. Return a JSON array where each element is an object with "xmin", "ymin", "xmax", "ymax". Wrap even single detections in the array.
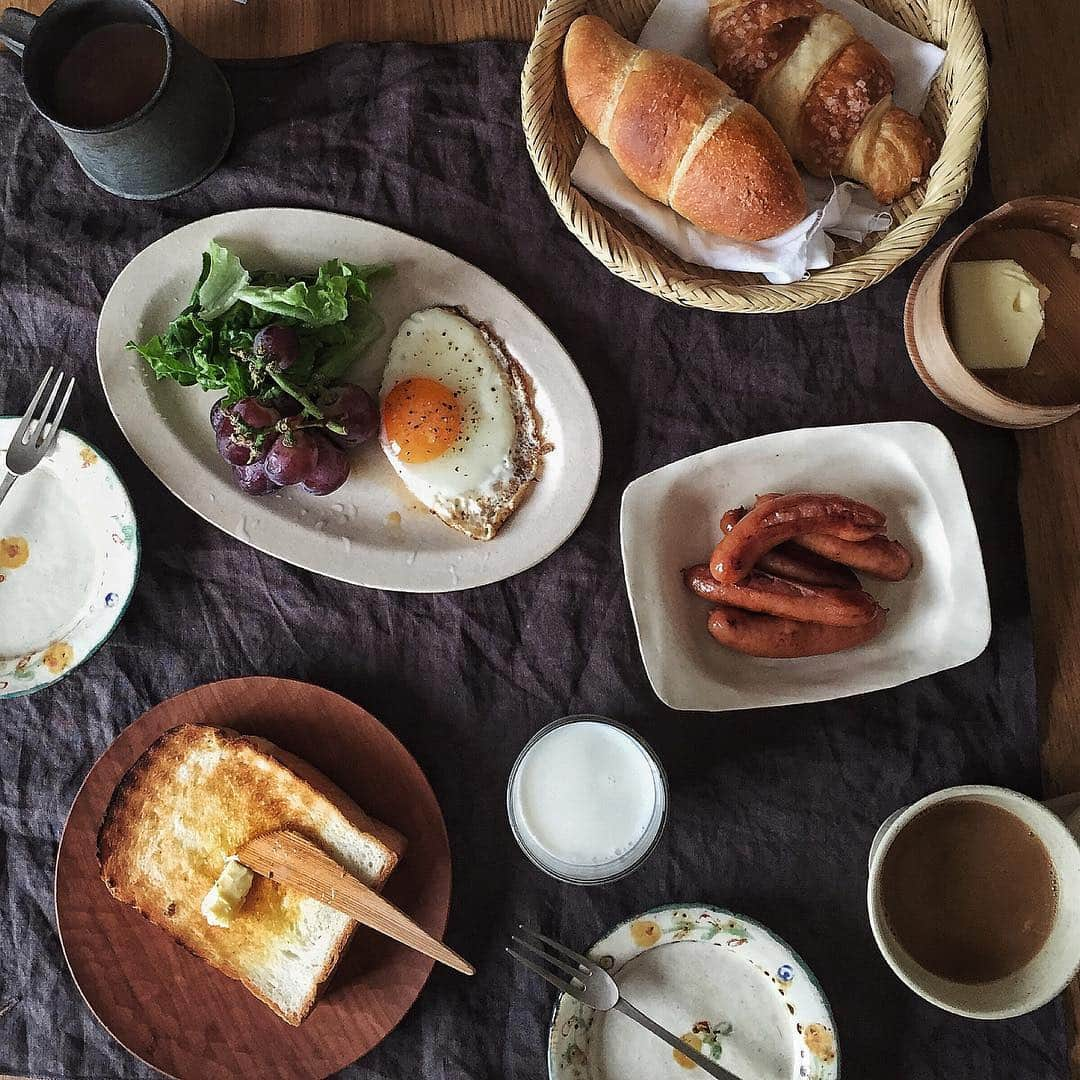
[{"xmin": 570, "ymin": 0, "xmax": 945, "ymax": 283}]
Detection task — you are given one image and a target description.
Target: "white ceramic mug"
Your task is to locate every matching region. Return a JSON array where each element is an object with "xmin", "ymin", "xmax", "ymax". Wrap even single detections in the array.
[{"xmin": 867, "ymin": 784, "xmax": 1080, "ymax": 1019}]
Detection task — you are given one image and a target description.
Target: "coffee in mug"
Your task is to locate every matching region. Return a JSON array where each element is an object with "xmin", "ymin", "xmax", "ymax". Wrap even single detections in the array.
[
  {"xmin": 868, "ymin": 785, "xmax": 1080, "ymax": 1019},
  {"xmin": 0, "ymin": 0, "xmax": 233, "ymax": 200},
  {"xmin": 47, "ymin": 21, "xmax": 167, "ymax": 128},
  {"xmin": 878, "ymin": 798, "xmax": 1057, "ymax": 984}
]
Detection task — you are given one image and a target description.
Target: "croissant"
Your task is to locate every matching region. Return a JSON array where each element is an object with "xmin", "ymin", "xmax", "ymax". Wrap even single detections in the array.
[
  {"xmin": 563, "ymin": 15, "xmax": 807, "ymax": 241},
  {"xmin": 707, "ymin": 0, "xmax": 936, "ymax": 203}
]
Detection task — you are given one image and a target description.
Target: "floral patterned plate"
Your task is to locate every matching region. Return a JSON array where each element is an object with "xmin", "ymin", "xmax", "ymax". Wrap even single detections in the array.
[
  {"xmin": 0, "ymin": 419, "xmax": 138, "ymax": 698},
  {"xmin": 549, "ymin": 904, "xmax": 839, "ymax": 1080}
]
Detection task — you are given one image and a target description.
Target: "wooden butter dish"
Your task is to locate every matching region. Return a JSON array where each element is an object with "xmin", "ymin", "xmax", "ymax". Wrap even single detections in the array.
[{"xmin": 905, "ymin": 196, "xmax": 1080, "ymax": 428}]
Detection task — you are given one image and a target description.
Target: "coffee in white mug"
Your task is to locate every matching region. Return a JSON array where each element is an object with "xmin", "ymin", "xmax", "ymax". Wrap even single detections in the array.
[
  {"xmin": 878, "ymin": 798, "xmax": 1057, "ymax": 984},
  {"xmin": 868, "ymin": 785, "xmax": 1080, "ymax": 1019}
]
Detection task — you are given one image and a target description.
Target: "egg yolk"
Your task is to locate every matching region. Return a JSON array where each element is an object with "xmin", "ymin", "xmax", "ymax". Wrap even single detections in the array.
[{"xmin": 382, "ymin": 378, "xmax": 462, "ymax": 463}]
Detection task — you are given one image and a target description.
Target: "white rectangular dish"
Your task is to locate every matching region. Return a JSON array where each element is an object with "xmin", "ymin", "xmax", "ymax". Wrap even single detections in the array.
[{"xmin": 621, "ymin": 422, "xmax": 991, "ymax": 711}]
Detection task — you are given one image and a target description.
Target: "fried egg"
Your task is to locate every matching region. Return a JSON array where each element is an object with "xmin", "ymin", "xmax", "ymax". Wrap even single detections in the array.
[{"xmin": 379, "ymin": 307, "xmax": 544, "ymax": 540}]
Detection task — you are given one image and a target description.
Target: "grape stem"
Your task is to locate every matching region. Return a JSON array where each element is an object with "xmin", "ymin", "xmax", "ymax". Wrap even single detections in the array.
[
  {"xmin": 265, "ymin": 368, "xmax": 347, "ymax": 436},
  {"xmin": 279, "ymin": 417, "xmax": 340, "ymax": 434},
  {"xmin": 229, "ymin": 413, "xmax": 273, "ymax": 452}
]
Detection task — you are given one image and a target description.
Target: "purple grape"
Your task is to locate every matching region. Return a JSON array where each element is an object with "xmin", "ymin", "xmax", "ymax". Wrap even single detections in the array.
[
  {"xmin": 264, "ymin": 430, "xmax": 318, "ymax": 487},
  {"xmin": 320, "ymin": 383, "xmax": 379, "ymax": 448},
  {"xmin": 267, "ymin": 391, "xmax": 304, "ymax": 418},
  {"xmin": 233, "ymin": 461, "xmax": 279, "ymax": 496},
  {"xmin": 301, "ymin": 434, "xmax": 351, "ymax": 496},
  {"xmin": 215, "ymin": 415, "xmax": 273, "ymax": 466},
  {"xmin": 231, "ymin": 396, "xmax": 280, "ymax": 429},
  {"xmin": 253, "ymin": 324, "xmax": 300, "ymax": 371},
  {"xmin": 216, "ymin": 420, "xmax": 255, "ymax": 466},
  {"xmin": 210, "ymin": 396, "xmax": 229, "ymax": 434}
]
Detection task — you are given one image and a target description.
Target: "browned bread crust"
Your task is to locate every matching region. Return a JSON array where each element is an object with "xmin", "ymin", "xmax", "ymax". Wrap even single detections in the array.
[
  {"xmin": 798, "ymin": 38, "xmax": 894, "ymax": 174},
  {"xmin": 98, "ymin": 724, "xmax": 406, "ymax": 1026},
  {"xmin": 852, "ymin": 104, "xmax": 936, "ymax": 204},
  {"xmin": 674, "ymin": 105, "xmax": 808, "ymax": 238},
  {"xmin": 564, "ymin": 14, "xmax": 807, "ymax": 241},
  {"xmin": 562, "ymin": 11, "xmax": 635, "ymax": 134},
  {"xmin": 607, "ymin": 44, "xmax": 723, "ymax": 205},
  {"xmin": 244, "ymin": 735, "xmax": 407, "ymax": 859},
  {"xmin": 708, "ymin": 0, "xmax": 937, "ymax": 202},
  {"xmin": 709, "ymin": 0, "xmax": 822, "ymax": 100}
]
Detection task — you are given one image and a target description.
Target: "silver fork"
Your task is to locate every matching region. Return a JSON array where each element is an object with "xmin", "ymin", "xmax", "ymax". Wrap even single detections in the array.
[
  {"xmin": 507, "ymin": 927, "xmax": 742, "ymax": 1080},
  {"xmin": 0, "ymin": 367, "xmax": 76, "ymax": 508}
]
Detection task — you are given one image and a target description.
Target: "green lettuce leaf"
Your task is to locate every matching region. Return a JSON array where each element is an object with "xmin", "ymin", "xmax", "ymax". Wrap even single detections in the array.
[
  {"xmin": 197, "ymin": 240, "xmax": 251, "ymax": 320},
  {"xmin": 311, "ymin": 307, "xmax": 385, "ymax": 386},
  {"xmin": 128, "ymin": 244, "xmax": 389, "ymax": 404},
  {"xmin": 128, "ymin": 307, "xmax": 257, "ymax": 399},
  {"xmin": 236, "ymin": 259, "xmax": 392, "ymax": 327},
  {"xmin": 128, "ymin": 332, "xmax": 201, "ymax": 386}
]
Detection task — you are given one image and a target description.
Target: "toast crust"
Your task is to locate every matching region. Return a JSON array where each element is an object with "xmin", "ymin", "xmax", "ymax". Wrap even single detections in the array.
[{"xmin": 98, "ymin": 724, "xmax": 407, "ymax": 1025}]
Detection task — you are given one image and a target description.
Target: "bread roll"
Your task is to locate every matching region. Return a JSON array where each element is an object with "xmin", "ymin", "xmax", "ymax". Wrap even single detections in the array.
[
  {"xmin": 563, "ymin": 15, "xmax": 807, "ymax": 241},
  {"xmin": 707, "ymin": 0, "xmax": 936, "ymax": 203}
]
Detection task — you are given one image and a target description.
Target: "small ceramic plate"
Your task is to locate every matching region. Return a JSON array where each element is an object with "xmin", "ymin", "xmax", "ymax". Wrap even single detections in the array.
[
  {"xmin": 621, "ymin": 421, "xmax": 990, "ymax": 711},
  {"xmin": 0, "ymin": 420, "xmax": 138, "ymax": 698},
  {"xmin": 549, "ymin": 904, "xmax": 839, "ymax": 1080},
  {"xmin": 97, "ymin": 208, "xmax": 602, "ymax": 593}
]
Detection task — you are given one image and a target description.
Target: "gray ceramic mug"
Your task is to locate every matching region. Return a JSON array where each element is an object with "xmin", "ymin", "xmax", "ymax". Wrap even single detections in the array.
[{"xmin": 0, "ymin": 0, "xmax": 233, "ymax": 199}]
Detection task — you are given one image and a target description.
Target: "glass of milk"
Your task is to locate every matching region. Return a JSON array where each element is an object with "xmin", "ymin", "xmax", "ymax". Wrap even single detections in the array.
[{"xmin": 506, "ymin": 715, "xmax": 668, "ymax": 885}]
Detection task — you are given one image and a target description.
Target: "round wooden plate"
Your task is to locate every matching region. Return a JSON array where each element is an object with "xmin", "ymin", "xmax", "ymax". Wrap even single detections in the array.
[{"xmin": 55, "ymin": 677, "xmax": 452, "ymax": 1079}]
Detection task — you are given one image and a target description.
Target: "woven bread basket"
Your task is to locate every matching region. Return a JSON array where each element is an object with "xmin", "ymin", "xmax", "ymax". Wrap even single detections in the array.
[{"xmin": 521, "ymin": 0, "xmax": 989, "ymax": 312}]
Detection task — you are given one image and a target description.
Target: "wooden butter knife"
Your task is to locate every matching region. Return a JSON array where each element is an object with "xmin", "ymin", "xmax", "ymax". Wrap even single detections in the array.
[{"xmin": 237, "ymin": 829, "xmax": 474, "ymax": 976}]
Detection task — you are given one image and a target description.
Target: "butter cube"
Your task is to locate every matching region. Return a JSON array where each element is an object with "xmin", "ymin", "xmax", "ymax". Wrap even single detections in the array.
[
  {"xmin": 200, "ymin": 855, "xmax": 254, "ymax": 928},
  {"xmin": 946, "ymin": 259, "xmax": 1048, "ymax": 371}
]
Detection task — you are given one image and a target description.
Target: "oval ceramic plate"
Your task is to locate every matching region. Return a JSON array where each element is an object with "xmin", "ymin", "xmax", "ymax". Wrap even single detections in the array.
[
  {"xmin": 0, "ymin": 419, "xmax": 138, "ymax": 698},
  {"xmin": 549, "ymin": 904, "xmax": 840, "ymax": 1080},
  {"xmin": 56, "ymin": 677, "xmax": 452, "ymax": 1080},
  {"xmin": 97, "ymin": 208, "xmax": 602, "ymax": 592}
]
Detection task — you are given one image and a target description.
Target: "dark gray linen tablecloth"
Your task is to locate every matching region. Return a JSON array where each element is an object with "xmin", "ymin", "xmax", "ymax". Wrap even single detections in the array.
[{"xmin": 0, "ymin": 41, "xmax": 1065, "ymax": 1080}]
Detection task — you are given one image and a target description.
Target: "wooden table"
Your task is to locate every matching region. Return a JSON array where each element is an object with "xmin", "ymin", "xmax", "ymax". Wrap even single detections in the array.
[{"xmin": 8, "ymin": 0, "xmax": 1080, "ymax": 1074}]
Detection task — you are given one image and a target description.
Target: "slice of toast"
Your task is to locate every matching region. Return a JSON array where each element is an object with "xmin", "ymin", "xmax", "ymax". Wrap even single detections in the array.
[{"xmin": 98, "ymin": 724, "xmax": 407, "ymax": 1025}]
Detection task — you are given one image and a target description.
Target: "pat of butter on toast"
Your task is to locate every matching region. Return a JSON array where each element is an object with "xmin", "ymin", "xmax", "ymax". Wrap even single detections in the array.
[
  {"xmin": 98, "ymin": 724, "xmax": 407, "ymax": 1025},
  {"xmin": 946, "ymin": 259, "xmax": 1048, "ymax": 371},
  {"xmin": 201, "ymin": 855, "xmax": 254, "ymax": 928}
]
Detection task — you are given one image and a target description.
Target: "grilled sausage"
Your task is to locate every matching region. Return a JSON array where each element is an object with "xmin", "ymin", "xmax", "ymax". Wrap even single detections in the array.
[
  {"xmin": 750, "ymin": 494, "xmax": 912, "ymax": 581},
  {"xmin": 711, "ymin": 492, "xmax": 886, "ymax": 584},
  {"xmin": 706, "ymin": 603, "xmax": 888, "ymax": 657},
  {"xmin": 791, "ymin": 533, "xmax": 913, "ymax": 581},
  {"xmin": 684, "ymin": 564, "xmax": 877, "ymax": 626},
  {"xmin": 720, "ymin": 506, "xmax": 859, "ymax": 588}
]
